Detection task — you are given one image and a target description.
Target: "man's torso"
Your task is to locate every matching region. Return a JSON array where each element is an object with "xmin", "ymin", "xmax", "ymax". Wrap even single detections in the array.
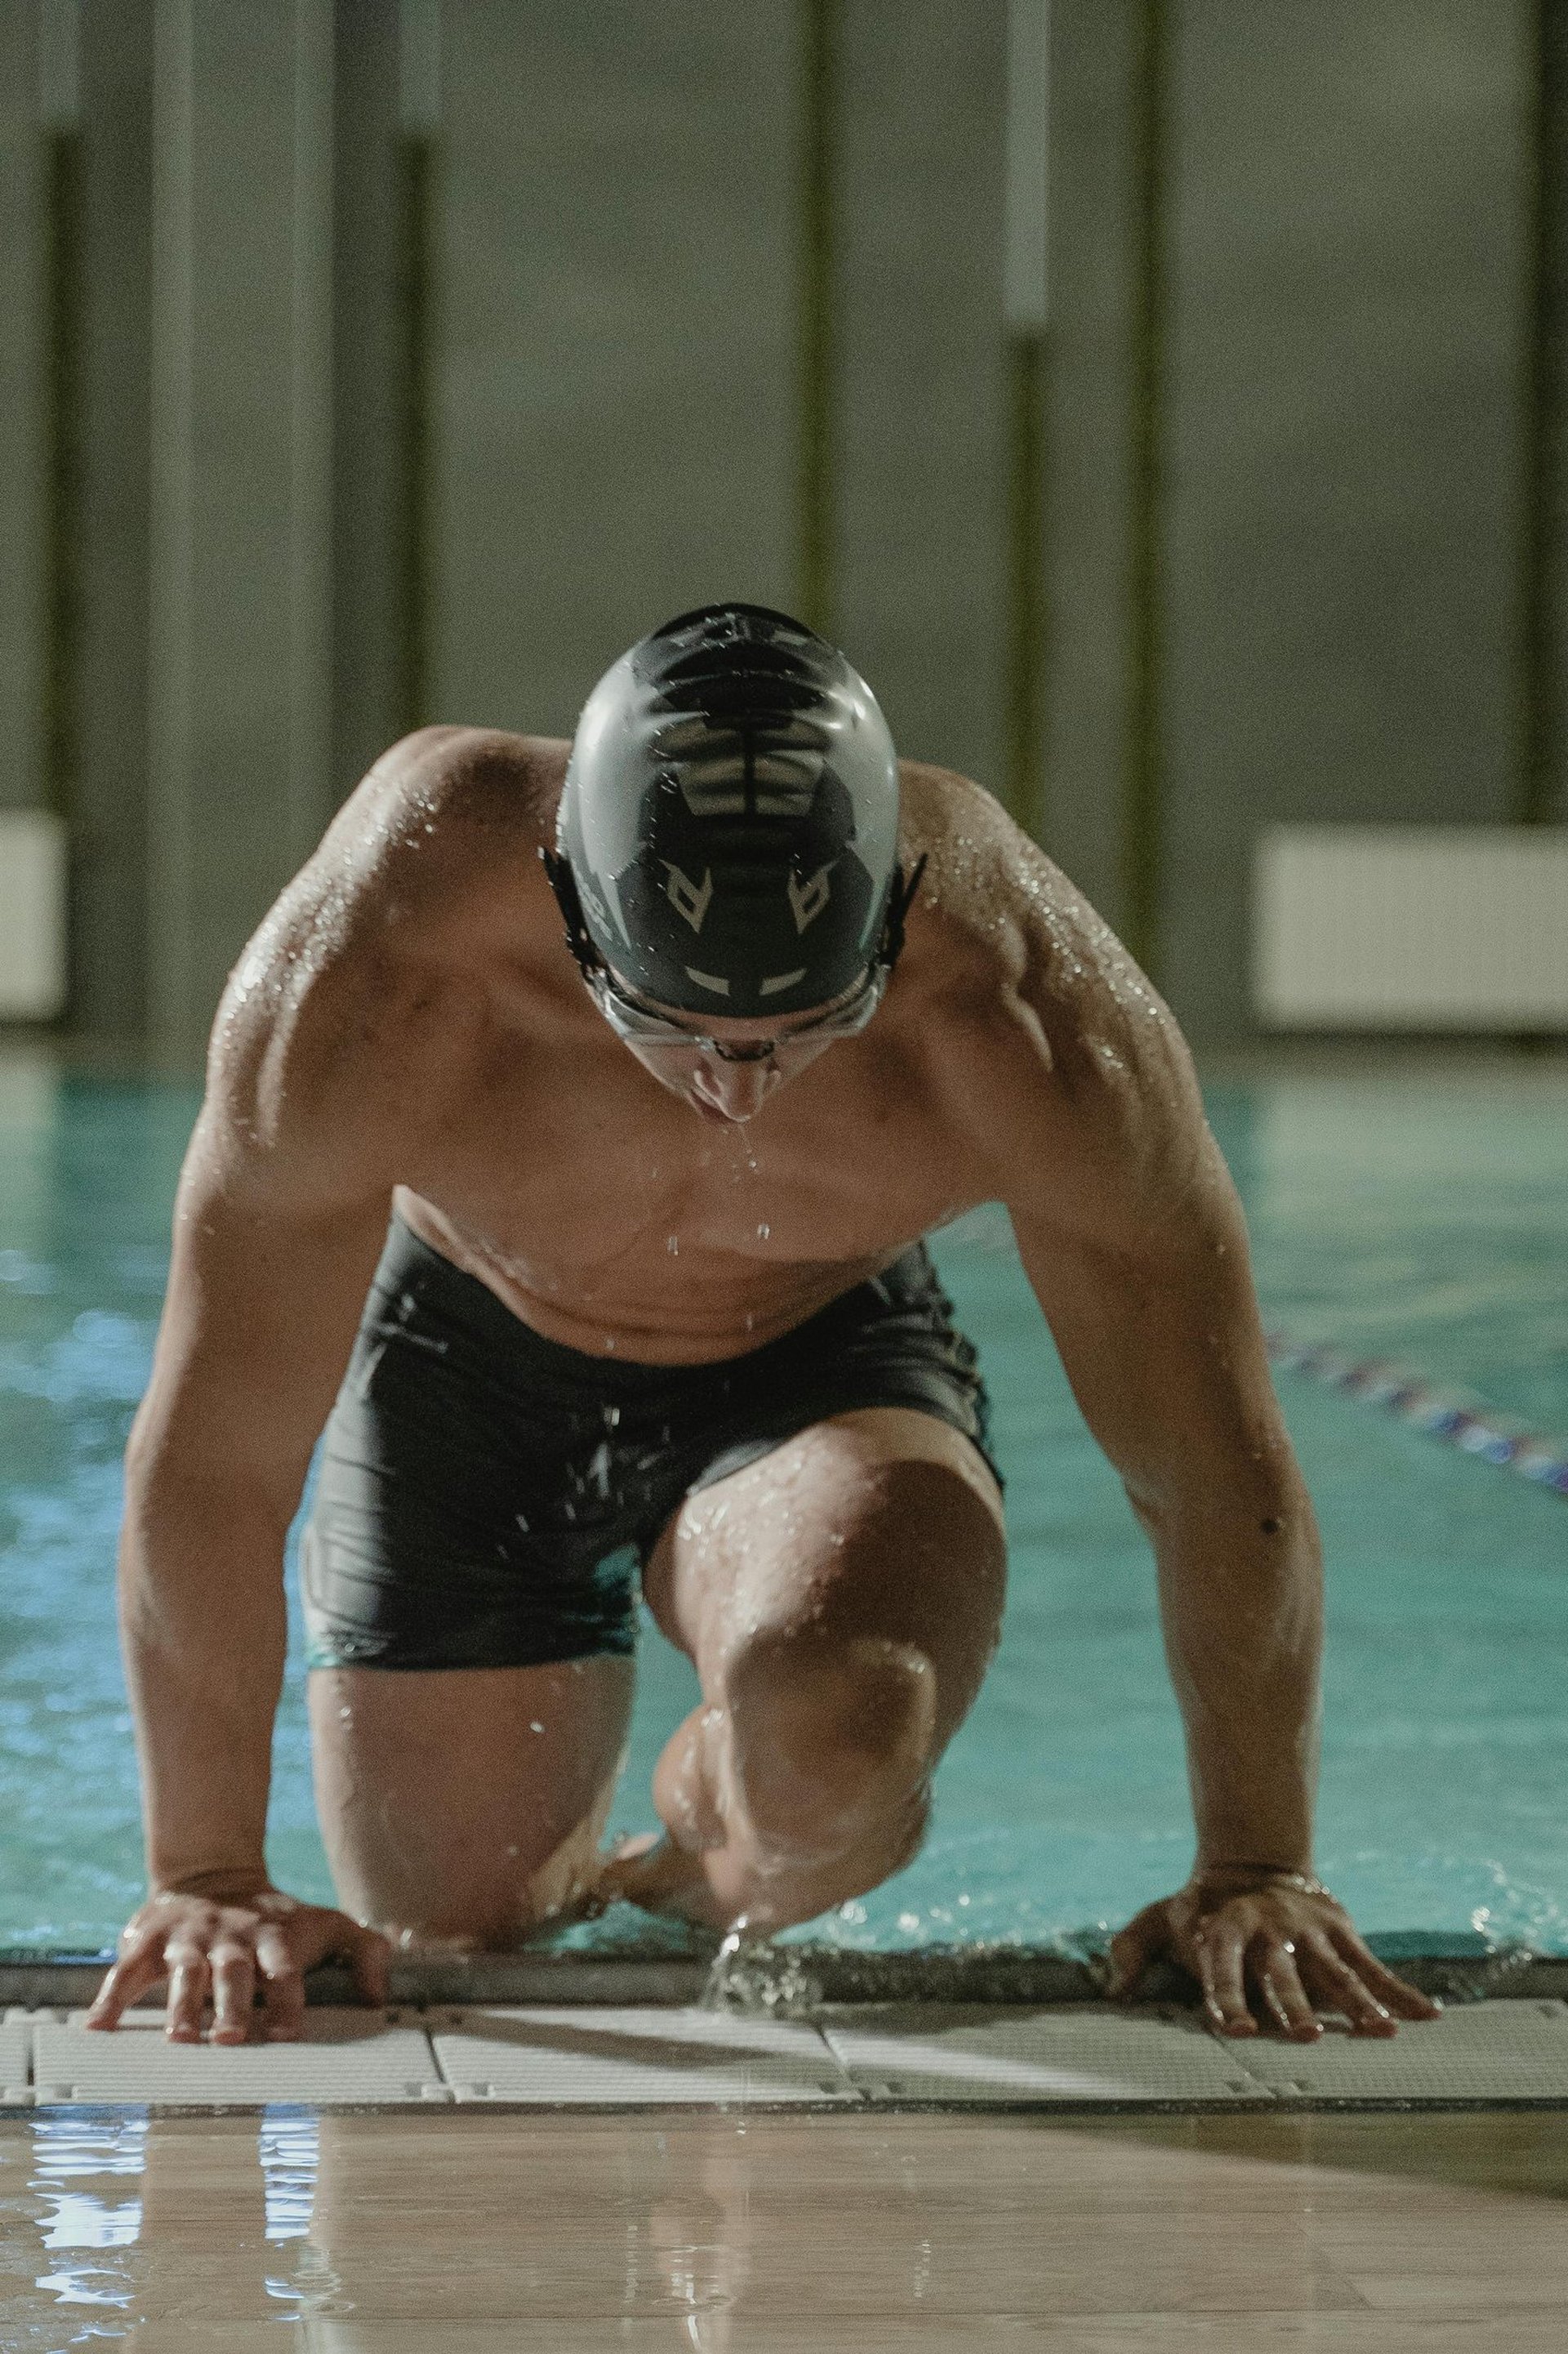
[{"xmin": 231, "ymin": 728, "xmax": 1088, "ymax": 1365}]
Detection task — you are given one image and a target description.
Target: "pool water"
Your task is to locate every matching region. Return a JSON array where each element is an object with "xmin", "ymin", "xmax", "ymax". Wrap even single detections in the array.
[{"xmin": 0, "ymin": 1054, "xmax": 1562, "ymax": 1959}]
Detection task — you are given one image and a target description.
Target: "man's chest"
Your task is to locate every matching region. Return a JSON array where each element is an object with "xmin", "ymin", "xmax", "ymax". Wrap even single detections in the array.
[{"xmin": 403, "ymin": 1054, "xmax": 988, "ymax": 1280}]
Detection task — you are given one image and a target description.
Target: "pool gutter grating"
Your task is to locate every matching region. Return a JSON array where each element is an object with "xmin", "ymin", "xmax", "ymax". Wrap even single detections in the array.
[{"xmin": 7, "ymin": 1997, "xmax": 1568, "ymax": 2113}]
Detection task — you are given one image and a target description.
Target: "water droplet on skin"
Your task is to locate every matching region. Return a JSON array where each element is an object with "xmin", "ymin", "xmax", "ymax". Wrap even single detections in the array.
[
  {"xmin": 667, "ymin": 1234, "xmax": 679, "ymax": 1255},
  {"xmin": 529, "ymin": 1720, "xmax": 544, "ymax": 1733},
  {"xmin": 756, "ymin": 1223, "xmax": 771, "ymax": 1241}
]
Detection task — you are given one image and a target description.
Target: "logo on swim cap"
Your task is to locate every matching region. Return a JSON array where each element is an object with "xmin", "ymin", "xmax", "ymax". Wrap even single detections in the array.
[
  {"xmin": 787, "ymin": 866, "xmax": 832, "ymax": 934},
  {"xmin": 663, "ymin": 863, "xmax": 713, "ymax": 934},
  {"xmin": 556, "ymin": 603, "xmax": 901, "ymax": 1019}
]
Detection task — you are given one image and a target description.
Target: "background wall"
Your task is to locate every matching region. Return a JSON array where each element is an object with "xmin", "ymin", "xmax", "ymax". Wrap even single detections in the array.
[{"xmin": 1, "ymin": 0, "xmax": 1563, "ymax": 1063}]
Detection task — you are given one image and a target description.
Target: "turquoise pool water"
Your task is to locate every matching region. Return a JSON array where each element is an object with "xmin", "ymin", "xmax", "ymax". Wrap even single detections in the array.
[{"xmin": 0, "ymin": 1054, "xmax": 1562, "ymax": 1957}]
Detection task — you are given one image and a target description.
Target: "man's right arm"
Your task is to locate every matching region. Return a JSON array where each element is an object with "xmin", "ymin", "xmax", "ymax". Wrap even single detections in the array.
[{"xmin": 86, "ymin": 1086, "xmax": 398, "ymax": 2043}]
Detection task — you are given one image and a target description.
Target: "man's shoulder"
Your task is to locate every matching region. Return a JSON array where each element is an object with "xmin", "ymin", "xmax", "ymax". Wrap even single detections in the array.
[
  {"xmin": 894, "ymin": 760, "xmax": 1198, "ymax": 1165},
  {"xmin": 206, "ymin": 725, "xmax": 565, "ymax": 1175},
  {"xmin": 896, "ymin": 760, "xmax": 1098, "ymax": 994},
  {"xmin": 364, "ymin": 724, "xmax": 568, "ymax": 841},
  {"xmin": 244, "ymin": 723, "xmax": 567, "ymax": 1010}
]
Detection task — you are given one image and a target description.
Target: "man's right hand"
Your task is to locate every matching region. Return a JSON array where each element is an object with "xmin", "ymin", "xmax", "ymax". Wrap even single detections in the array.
[{"xmin": 84, "ymin": 1888, "xmax": 391, "ymax": 2044}]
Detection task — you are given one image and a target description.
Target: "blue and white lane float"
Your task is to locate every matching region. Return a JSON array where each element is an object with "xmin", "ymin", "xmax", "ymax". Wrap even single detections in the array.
[{"xmin": 1264, "ymin": 1332, "xmax": 1568, "ymax": 1500}]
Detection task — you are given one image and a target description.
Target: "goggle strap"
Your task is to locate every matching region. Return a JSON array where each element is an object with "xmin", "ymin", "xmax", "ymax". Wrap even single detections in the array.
[
  {"xmin": 879, "ymin": 853, "xmax": 929, "ymax": 972},
  {"xmin": 539, "ymin": 845, "xmax": 600, "ymax": 980}
]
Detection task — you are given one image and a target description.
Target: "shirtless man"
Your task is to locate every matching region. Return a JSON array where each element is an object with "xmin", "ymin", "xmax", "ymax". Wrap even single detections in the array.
[{"xmin": 87, "ymin": 603, "xmax": 1437, "ymax": 2047}]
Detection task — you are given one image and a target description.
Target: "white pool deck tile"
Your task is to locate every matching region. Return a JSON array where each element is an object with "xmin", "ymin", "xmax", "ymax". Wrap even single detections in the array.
[
  {"xmin": 820, "ymin": 2004, "xmax": 1272, "ymax": 2104},
  {"xmin": 33, "ymin": 2008, "xmax": 449, "ymax": 2106},
  {"xmin": 429, "ymin": 2005, "xmax": 857, "ymax": 2105},
  {"xmin": 16, "ymin": 1999, "xmax": 1568, "ymax": 2108},
  {"xmin": 1229, "ymin": 1996, "xmax": 1568, "ymax": 2101},
  {"xmin": 0, "ymin": 2008, "xmax": 31, "ymax": 2106}
]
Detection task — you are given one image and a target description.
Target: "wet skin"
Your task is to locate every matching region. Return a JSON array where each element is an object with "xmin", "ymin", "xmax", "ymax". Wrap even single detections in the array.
[{"xmin": 87, "ymin": 726, "xmax": 1439, "ymax": 2046}]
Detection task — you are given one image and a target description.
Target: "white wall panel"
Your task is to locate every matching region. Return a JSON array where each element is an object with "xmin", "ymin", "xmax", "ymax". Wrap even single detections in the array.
[{"xmin": 1255, "ymin": 826, "xmax": 1568, "ymax": 1027}]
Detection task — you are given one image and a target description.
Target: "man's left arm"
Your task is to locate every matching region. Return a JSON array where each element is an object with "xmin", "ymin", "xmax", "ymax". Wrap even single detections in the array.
[{"xmin": 993, "ymin": 1001, "xmax": 1438, "ymax": 2039}]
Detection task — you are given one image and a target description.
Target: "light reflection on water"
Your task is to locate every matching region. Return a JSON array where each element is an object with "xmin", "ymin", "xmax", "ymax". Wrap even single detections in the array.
[
  {"xmin": 0, "ymin": 1059, "xmax": 1562, "ymax": 1957},
  {"xmin": 9, "ymin": 2108, "xmax": 334, "ymax": 2338},
  {"xmin": 31, "ymin": 2111, "xmax": 144, "ymax": 2313},
  {"xmin": 2, "ymin": 2106, "xmax": 767, "ymax": 2343},
  {"xmin": 0, "ymin": 2106, "xmax": 996, "ymax": 2345}
]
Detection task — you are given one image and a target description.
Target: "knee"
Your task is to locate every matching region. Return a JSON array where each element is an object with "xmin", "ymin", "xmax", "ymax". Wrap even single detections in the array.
[{"xmin": 724, "ymin": 1630, "xmax": 939, "ymax": 1862}]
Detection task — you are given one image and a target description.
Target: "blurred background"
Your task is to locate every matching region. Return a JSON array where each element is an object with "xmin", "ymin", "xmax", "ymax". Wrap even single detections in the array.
[
  {"xmin": 0, "ymin": 2, "xmax": 1565, "ymax": 1962},
  {"xmin": 1, "ymin": 0, "xmax": 1566, "ymax": 1068}
]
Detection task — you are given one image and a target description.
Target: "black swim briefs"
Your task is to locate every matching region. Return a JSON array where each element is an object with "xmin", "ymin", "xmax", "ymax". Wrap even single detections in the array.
[{"xmin": 300, "ymin": 1214, "xmax": 997, "ymax": 1674}]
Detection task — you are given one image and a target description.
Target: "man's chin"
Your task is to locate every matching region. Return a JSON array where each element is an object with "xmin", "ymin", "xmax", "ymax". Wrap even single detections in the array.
[{"xmin": 688, "ymin": 1095, "xmax": 755, "ymax": 1127}]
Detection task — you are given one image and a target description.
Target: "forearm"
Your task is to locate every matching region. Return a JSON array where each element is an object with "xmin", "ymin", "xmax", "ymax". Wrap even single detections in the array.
[
  {"xmin": 118, "ymin": 1458, "xmax": 292, "ymax": 1895},
  {"xmin": 1141, "ymin": 1469, "xmax": 1323, "ymax": 1874}
]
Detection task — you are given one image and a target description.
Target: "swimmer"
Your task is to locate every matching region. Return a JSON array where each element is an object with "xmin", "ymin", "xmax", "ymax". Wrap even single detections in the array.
[{"xmin": 87, "ymin": 604, "xmax": 1439, "ymax": 2046}]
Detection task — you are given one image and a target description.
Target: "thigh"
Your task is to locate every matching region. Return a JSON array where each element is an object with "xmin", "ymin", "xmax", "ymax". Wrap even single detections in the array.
[
  {"xmin": 642, "ymin": 1407, "xmax": 1007, "ymax": 1750},
  {"xmin": 308, "ymin": 1655, "xmax": 634, "ymax": 1945}
]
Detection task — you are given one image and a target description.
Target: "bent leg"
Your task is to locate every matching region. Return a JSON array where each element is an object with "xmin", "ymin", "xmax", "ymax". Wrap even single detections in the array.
[
  {"xmin": 612, "ymin": 1407, "xmax": 1006, "ymax": 1933},
  {"xmin": 309, "ymin": 1655, "xmax": 633, "ymax": 1947}
]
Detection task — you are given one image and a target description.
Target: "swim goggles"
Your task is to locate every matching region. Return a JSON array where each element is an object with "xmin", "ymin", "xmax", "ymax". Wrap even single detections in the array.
[{"xmin": 581, "ymin": 959, "xmax": 889, "ymax": 1063}]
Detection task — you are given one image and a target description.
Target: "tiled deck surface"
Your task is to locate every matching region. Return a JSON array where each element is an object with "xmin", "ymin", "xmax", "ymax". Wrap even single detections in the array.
[
  {"xmin": 3, "ymin": 1999, "xmax": 1568, "ymax": 2109},
  {"xmin": 818, "ymin": 2004, "xmax": 1273, "ymax": 2103},
  {"xmin": 30, "ymin": 2008, "xmax": 450, "ymax": 2107},
  {"xmin": 430, "ymin": 2004, "xmax": 857, "ymax": 2104},
  {"xmin": 0, "ymin": 2010, "xmax": 29, "ymax": 2106}
]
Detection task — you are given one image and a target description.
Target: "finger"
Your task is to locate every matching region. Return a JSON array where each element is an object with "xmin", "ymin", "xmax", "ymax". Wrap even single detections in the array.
[
  {"xmin": 345, "ymin": 1922, "xmax": 392, "ymax": 2010},
  {"xmin": 84, "ymin": 1942, "xmax": 165, "ymax": 2031},
  {"xmin": 1252, "ymin": 1942, "xmax": 1324, "ymax": 2042},
  {"xmin": 164, "ymin": 1951, "xmax": 211, "ymax": 2043},
  {"xmin": 1301, "ymin": 1937, "xmax": 1398, "ymax": 2036},
  {"xmin": 255, "ymin": 1928, "xmax": 306, "ymax": 2044},
  {"xmin": 208, "ymin": 1942, "xmax": 257, "ymax": 2045},
  {"xmin": 1104, "ymin": 1906, "xmax": 1165, "ymax": 2000},
  {"xmin": 1328, "ymin": 1932, "xmax": 1441, "ymax": 2022},
  {"xmin": 1196, "ymin": 1924, "xmax": 1258, "ymax": 2037}
]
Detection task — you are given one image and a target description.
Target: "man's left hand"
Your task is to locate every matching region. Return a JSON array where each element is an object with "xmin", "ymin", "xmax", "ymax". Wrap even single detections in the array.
[{"xmin": 1105, "ymin": 1870, "xmax": 1443, "ymax": 2039}]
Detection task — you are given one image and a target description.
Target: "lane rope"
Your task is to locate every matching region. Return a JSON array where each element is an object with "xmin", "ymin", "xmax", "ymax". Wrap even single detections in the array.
[{"xmin": 1264, "ymin": 1331, "xmax": 1568, "ymax": 1500}]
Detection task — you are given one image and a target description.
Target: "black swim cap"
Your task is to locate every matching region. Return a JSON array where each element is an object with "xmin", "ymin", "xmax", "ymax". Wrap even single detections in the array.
[{"xmin": 554, "ymin": 603, "xmax": 902, "ymax": 1018}]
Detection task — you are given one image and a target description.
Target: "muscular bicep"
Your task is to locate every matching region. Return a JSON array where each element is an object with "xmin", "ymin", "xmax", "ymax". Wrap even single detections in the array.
[
  {"xmin": 996, "ymin": 1014, "xmax": 1292, "ymax": 1514},
  {"xmin": 128, "ymin": 1109, "xmax": 391, "ymax": 1521},
  {"xmin": 1009, "ymin": 1160, "xmax": 1287, "ymax": 1511}
]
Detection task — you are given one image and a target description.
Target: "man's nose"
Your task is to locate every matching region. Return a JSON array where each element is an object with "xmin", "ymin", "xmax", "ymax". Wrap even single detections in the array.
[{"xmin": 693, "ymin": 1055, "xmax": 781, "ymax": 1121}]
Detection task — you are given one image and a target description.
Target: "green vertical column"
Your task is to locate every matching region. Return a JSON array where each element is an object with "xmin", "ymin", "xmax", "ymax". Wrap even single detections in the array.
[
  {"xmin": 1521, "ymin": 0, "xmax": 1567, "ymax": 827},
  {"xmin": 798, "ymin": 0, "xmax": 836, "ymax": 637},
  {"xmin": 40, "ymin": 0, "xmax": 81, "ymax": 847},
  {"xmin": 1123, "ymin": 0, "xmax": 1168, "ymax": 978},
  {"xmin": 396, "ymin": 0, "xmax": 439, "ymax": 734},
  {"xmin": 1003, "ymin": 0, "xmax": 1050, "ymax": 840},
  {"xmin": 0, "ymin": 3, "xmax": 45, "ymax": 815},
  {"xmin": 147, "ymin": 0, "xmax": 336, "ymax": 1067}
]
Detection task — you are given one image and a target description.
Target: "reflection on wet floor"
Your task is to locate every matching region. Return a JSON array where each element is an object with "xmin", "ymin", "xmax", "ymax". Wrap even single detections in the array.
[{"xmin": 3, "ymin": 2108, "xmax": 1568, "ymax": 2347}]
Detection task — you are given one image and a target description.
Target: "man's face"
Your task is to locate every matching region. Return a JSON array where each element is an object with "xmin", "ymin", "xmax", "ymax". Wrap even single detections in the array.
[{"xmin": 602, "ymin": 977, "xmax": 865, "ymax": 1126}]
